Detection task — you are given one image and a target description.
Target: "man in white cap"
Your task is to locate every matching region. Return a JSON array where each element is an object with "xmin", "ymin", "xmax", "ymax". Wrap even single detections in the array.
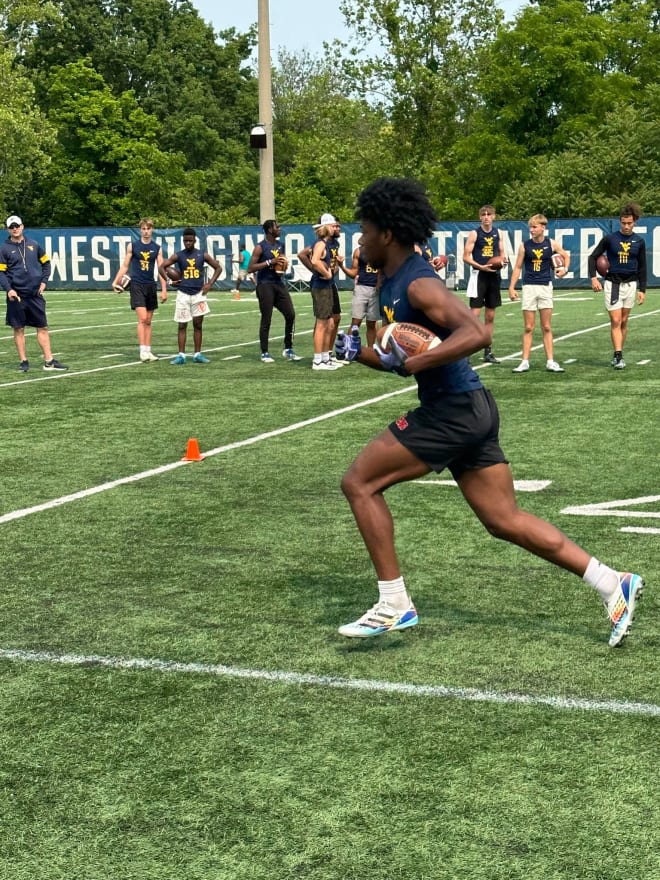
[{"xmin": 0, "ymin": 216, "xmax": 68, "ymax": 372}]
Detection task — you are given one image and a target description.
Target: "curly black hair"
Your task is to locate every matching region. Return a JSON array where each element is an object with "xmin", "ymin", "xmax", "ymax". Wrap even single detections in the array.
[{"xmin": 355, "ymin": 178, "xmax": 437, "ymax": 247}]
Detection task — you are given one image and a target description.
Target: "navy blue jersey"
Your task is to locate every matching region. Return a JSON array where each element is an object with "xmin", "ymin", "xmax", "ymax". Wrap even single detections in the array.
[
  {"xmin": 256, "ymin": 239, "xmax": 286, "ymax": 286},
  {"xmin": 129, "ymin": 239, "xmax": 161, "ymax": 283},
  {"xmin": 522, "ymin": 238, "xmax": 553, "ymax": 285},
  {"xmin": 0, "ymin": 236, "xmax": 50, "ymax": 294},
  {"xmin": 356, "ymin": 248, "xmax": 378, "ymax": 287},
  {"xmin": 593, "ymin": 231, "xmax": 647, "ymax": 288},
  {"xmin": 474, "ymin": 226, "xmax": 501, "ymax": 268},
  {"xmin": 175, "ymin": 248, "xmax": 206, "ymax": 294},
  {"xmin": 416, "ymin": 242, "xmax": 433, "ymax": 262},
  {"xmin": 379, "ymin": 253, "xmax": 483, "ymax": 403},
  {"xmin": 310, "ymin": 239, "xmax": 334, "ymax": 290}
]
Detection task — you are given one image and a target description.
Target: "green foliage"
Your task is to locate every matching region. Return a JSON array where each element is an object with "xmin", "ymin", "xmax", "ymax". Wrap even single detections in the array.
[
  {"xmin": 500, "ymin": 87, "xmax": 660, "ymax": 216},
  {"xmin": 0, "ymin": 47, "xmax": 56, "ymax": 215},
  {"xmin": 3, "ymin": 0, "xmax": 258, "ymax": 224},
  {"xmin": 1, "ymin": 0, "xmax": 659, "ymax": 222},
  {"xmin": 273, "ymin": 49, "xmax": 396, "ymax": 223},
  {"xmin": 21, "ymin": 60, "xmax": 184, "ymax": 224}
]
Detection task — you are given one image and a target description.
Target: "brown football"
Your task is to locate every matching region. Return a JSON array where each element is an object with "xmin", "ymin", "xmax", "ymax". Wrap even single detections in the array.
[
  {"xmin": 166, "ymin": 266, "xmax": 182, "ymax": 284},
  {"xmin": 486, "ymin": 256, "xmax": 505, "ymax": 270},
  {"xmin": 551, "ymin": 253, "xmax": 565, "ymax": 271},
  {"xmin": 376, "ymin": 322, "xmax": 441, "ymax": 358},
  {"xmin": 596, "ymin": 254, "xmax": 609, "ymax": 277}
]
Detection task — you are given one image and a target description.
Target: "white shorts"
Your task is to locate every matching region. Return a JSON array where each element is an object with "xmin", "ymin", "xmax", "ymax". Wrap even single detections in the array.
[
  {"xmin": 604, "ymin": 279, "xmax": 637, "ymax": 311},
  {"xmin": 521, "ymin": 283, "xmax": 554, "ymax": 311},
  {"xmin": 173, "ymin": 291, "xmax": 210, "ymax": 323},
  {"xmin": 351, "ymin": 284, "xmax": 379, "ymax": 322},
  {"xmin": 237, "ymin": 269, "xmax": 249, "ymax": 281}
]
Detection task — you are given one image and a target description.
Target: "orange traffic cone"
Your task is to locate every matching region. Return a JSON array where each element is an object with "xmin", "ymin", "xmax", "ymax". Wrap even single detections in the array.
[
  {"xmin": 182, "ymin": 438, "xmax": 205, "ymax": 461},
  {"xmin": 232, "ymin": 289, "xmax": 241, "ymax": 300}
]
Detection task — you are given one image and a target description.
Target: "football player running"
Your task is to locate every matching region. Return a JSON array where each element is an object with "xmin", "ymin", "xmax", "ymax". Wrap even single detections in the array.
[{"xmin": 334, "ymin": 177, "xmax": 643, "ymax": 648}]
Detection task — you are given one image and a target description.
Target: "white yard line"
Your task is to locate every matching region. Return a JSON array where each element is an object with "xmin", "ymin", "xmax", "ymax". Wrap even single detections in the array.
[
  {"xmin": 0, "ymin": 385, "xmax": 414, "ymax": 524},
  {"xmin": 1, "ymin": 646, "xmax": 657, "ymax": 717}
]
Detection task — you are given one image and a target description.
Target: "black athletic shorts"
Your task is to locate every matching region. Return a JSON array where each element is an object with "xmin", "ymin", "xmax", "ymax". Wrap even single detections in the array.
[
  {"xmin": 130, "ymin": 281, "xmax": 158, "ymax": 311},
  {"xmin": 388, "ymin": 388, "xmax": 508, "ymax": 478},
  {"xmin": 5, "ymin": 292, "xmax": 48, "ymax": 329},
  {"xmin": 471, "ymin": 271, "xmax": 502, "ymax": 310}
]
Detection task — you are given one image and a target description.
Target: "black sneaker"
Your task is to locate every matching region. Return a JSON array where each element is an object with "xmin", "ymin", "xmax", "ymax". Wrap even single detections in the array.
[
  {"xmin": 19, "ymin": 360, "xmax": 29, "ymax": 372},
  {"xmin": 43, "ymin": 358, "xmax": 68, "ymax": 371},
  {"xmin": 483, "ymin": 351, "xmax": 500, "ymax": 364}
]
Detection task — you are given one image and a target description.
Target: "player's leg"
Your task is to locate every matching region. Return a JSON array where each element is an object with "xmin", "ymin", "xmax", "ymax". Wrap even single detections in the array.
[
  {"xmin": 13, "ymin": 326, "xmax": 28, "ymax": 362},
  {"xmin": 457, "ymin": 463, "xmax": 589, "ymax": 574},
  {"xmin": 177, "ymin": 322, "xmax": 187, "ymax": 353},
  {"xmin": 342, "ymin": 428, "xmax": 431, "ymax": 579},
  {"xmin": 619, "ymin": 306, "xmax": 631, "ymax": 350},
  {"xmin": 539, "ymin": 306, "xmax": 555, "ymax": 361},
  {"xmin": 35, "ymin": 326, "xmax": 54, "ymax": 361},
  {"xmin": 521, "ymin": 309, "xmax": 536, "ymax": 360},
  {"xmin": 609, "ymin": 305, "xmax": 623, "ymax": 352},
  {"xmin": 457, "ymin": 464, "xmax": 644, "ymax": 645},
  {"xmin": 338, "ymin": 429, "xmax": 430, "ymax": 638},
  {"xmin": 256, "ymin": 284, "xmax": 276, "ymax": 357},
  {"xmin": 135, "ymin": 305, "xmax": 148, "ymax": 347},
  {"xmin": 276, "ymin": 289, "xmax": 300, "ymax": 359}
]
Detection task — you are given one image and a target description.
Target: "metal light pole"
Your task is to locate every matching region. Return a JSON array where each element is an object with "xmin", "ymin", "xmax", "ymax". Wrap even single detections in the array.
[{"xmin": 257, "ymin": 0, "xmax": 275, "ymax": 221}]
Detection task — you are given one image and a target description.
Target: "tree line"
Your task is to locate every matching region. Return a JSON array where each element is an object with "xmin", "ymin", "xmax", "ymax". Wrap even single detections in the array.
[{"xmin": 1, "ymin": 0, "xmax": 658, "ymax": 227}]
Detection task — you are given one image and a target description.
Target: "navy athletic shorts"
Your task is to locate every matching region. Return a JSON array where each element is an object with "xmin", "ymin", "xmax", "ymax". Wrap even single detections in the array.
[
  {"xmin": 130, "ymin": 281, "xmax": 158, "ymax": 311},
  {"xmin": 5, "ymin": 292, "xmax": 48, "ymax": 329},
  {"xmin": 388, "ymin": 388, "xmax": 508, "ymax": 478},
  {"xmin": 471, "ymin": 272, "xmax": 502, "ymax": 310}
]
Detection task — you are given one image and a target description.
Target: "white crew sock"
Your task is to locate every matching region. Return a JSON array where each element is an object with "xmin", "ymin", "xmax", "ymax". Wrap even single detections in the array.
[
  {"xmin": 378, "ymin": 577, "xmax": 410, "ymax": 611},
  {"xmin": 583, "ymin": 558, "xmax": 619, "ymax": 602}
]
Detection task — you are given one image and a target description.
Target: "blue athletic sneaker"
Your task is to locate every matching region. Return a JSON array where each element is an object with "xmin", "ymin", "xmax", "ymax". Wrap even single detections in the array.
[
  {"xmin": 193, "ymin": 353, "xmax": 210, "ymax": 363},
  {"xmin": 282, "ymin": 348, "xmax": 302, "ymax": 361},
  {"xmin": 338, "ymin": 601, "xmax": 418, "ymax": 638},
  {"xmin": 170, "ymin": 354, "xmax": 186, "ymax": 365},
  {"xmin": 607, "ymin": 573, "xmax": 644, "ymax": 647}
]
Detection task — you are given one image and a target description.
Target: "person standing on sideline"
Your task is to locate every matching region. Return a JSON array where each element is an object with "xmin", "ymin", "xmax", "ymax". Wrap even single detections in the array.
[
  {"xmin": 343, "ymin": 239, "xmax": 379, "ymax": 347},
  {"xmin": 508, "ymin": 214, "xmax": 569, "ymax": 373},
  {"xmin": 247, "ymin": 220, "xmax": 300, "ymax": 364},
  {"xmin": 232, "ymin": 240, "xmax": 252, "ymax": 300},
  {"xmin": 463, "ymin": 205, "xmax": 506, "ymax": 363},
  {"xmin": 588, "ymin": 202, "xmax": 646, "ymax": 370},
  {"xmin": 159, "ymin": 228, "xmax": 221, "ymax": 365},
  {"xmin": 0, "ymin": 215, "xmax": 68, "ymax": 372},
  {"xmin": 112, "ymin": 217, "xmax": 167, "ymax": 362},
  {"xmin": 309, "ymin": 220, "xmax": 342, "ymax": 371},
  {"xmin": 334, "ymin": 177, "xmax": 643, "ymax": 648}
]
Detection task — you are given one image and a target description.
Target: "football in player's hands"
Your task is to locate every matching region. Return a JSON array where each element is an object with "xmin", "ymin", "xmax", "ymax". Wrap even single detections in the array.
[
  {"xmin": 485, "ymin": 256, "xmax": 505, "ymax": 270},
  {"xmin": 376, "ymin": 322, "xmax": 441, "ymax": 358},
  {"xmin": 551, "ymin": 253, "xmax": 566, "ymax": 274},
  {"xmin": 596, "ymin": 254, "xmax": 609, "ymax": 277}
]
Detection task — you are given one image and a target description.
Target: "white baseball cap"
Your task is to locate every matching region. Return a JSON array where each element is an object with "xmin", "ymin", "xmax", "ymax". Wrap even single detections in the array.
[
  {"xmin": 6, "ymin": 215, "xmax": 23, "ymax": 228},
  {"xmin": 313, "ymin": 213, "xmax": 338, "ymax": 229}
]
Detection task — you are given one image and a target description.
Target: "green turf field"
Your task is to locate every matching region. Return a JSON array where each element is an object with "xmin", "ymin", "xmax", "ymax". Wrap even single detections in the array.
[{"xmin": 1, "ymin": 287, "xmax": 658, "ymax": 880}]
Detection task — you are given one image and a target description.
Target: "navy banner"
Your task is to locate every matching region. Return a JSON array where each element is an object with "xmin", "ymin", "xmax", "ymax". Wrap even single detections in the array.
[{"xmin": 15, "ymin": 218, "xmax": 659, "ymax": 291}]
